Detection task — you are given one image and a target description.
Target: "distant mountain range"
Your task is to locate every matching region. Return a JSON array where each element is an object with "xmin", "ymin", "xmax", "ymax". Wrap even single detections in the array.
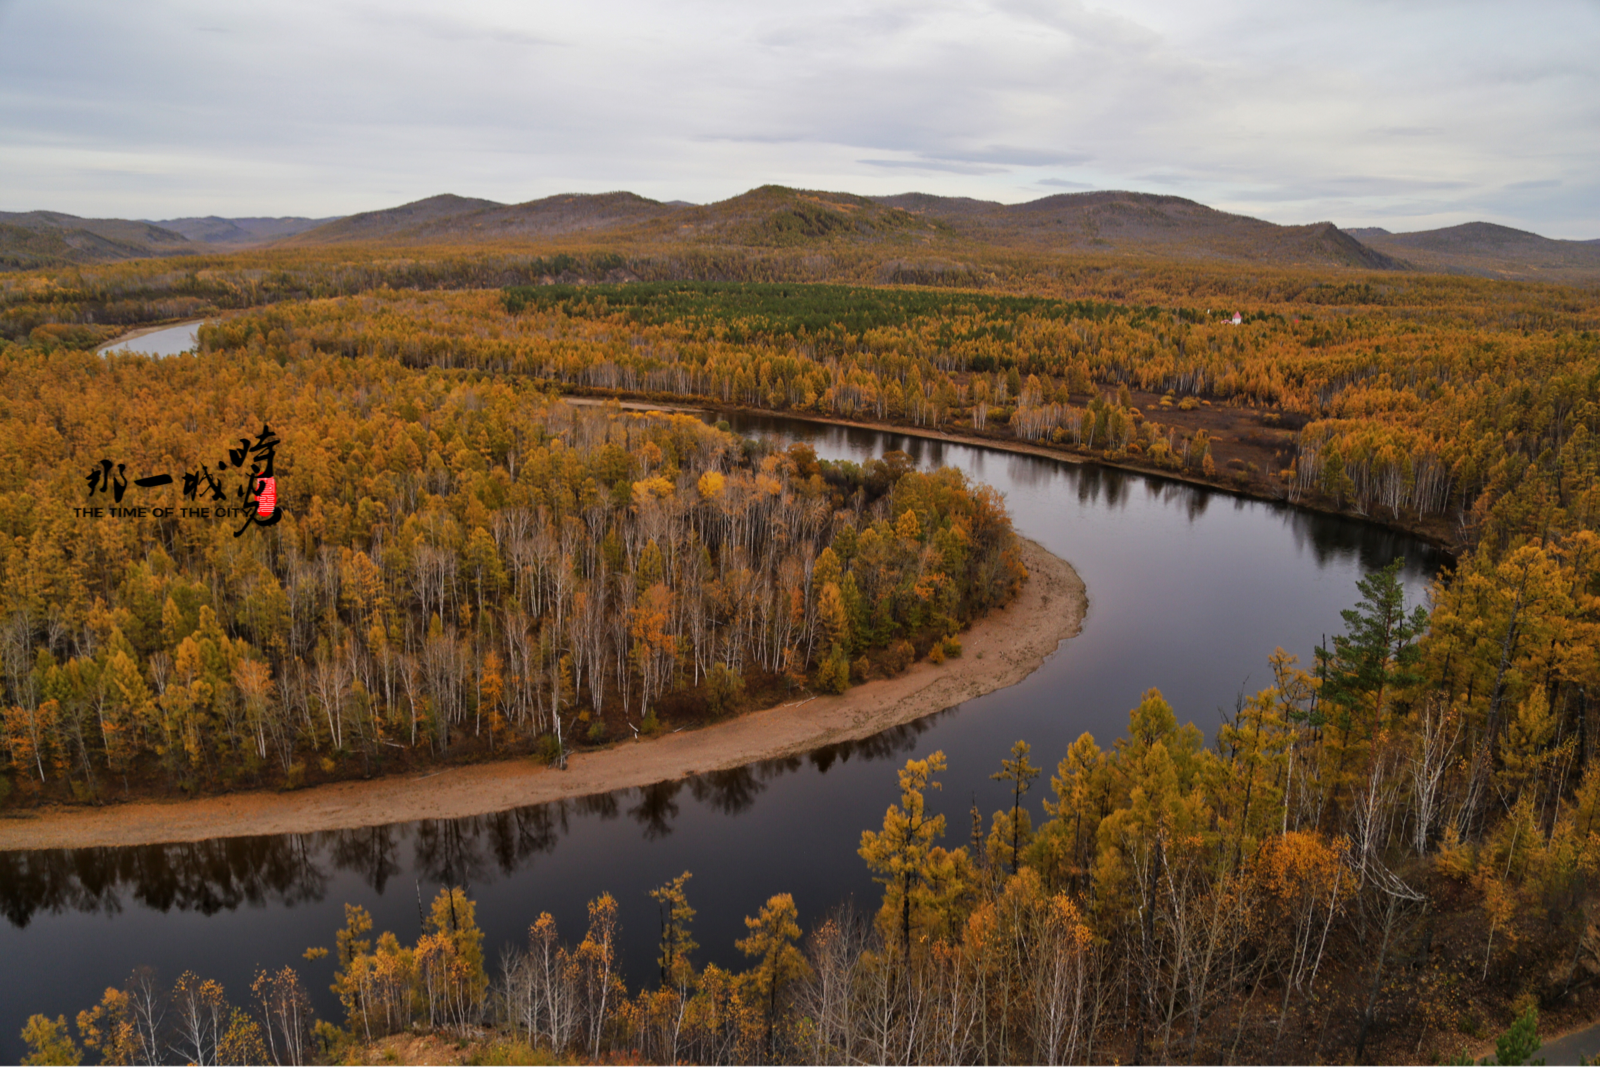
[
  {"xmin": 872, "ymin": 191, "xmax": 1409, "ymax": 271},
  {"xmin": 0, "ymin": 210, "xmax": 196, "ymax": 268},
  {"xmin": 1341, "ymin": 222, "xmax": 1600, "ymax": 282},
  {"xmin": 4, "ymin": 188, "xmax": 1597, "ymax": 283},
  {"xmin": 151, "ymin": 215, "xmax": 339, "ymax": 246},
  {"xmin": 280, "ymin": 187, "xmax": 1406, "ymax": 271},
  {"xmin": 0, "ymin": 210, "xmax": 334, "ymax": 269}
]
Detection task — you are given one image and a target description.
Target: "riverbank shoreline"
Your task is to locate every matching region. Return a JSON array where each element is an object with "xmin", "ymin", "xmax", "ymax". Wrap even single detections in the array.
[
  {"xmin": 0, "ymin": 537, "xmax": 1084, "ymax": 851},
  {"xmin": 564, "ymin": 392, "xmax": 1463, "ymax": 556}
]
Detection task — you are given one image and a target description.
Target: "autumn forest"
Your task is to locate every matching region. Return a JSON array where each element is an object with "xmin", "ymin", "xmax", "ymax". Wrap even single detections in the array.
[{"xmin": 4, "ymin": 229, "xmax": 1600, "ymax": 1064}]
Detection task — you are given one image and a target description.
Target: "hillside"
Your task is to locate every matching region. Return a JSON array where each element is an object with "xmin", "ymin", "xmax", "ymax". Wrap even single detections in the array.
[
  {"xmin": 12, "ymin": 186, "xmax": 1600, "ymax": 282},
  {"xmin": 0, "ymin": 210, "xmax": 337, "ymax": 266},
  {"xmin": 1346, "ymin": 220, "xmax": 1600, "ymax": 282},
  {"xmin": 287, "ymin": 185, "xmax": 1394, "ymax": 270},
  {"xmin": 6, "ymin": 186, "xmax": 1406, "ymax": 274},
  {"xmin": 875, "ymin": 189, "xmax": 1409, "ymax": 270},
  {"xmin": 288, "ymin": 190, "xmax": 674, "ymax": 245},
  {"xmin": 283, "ymin": 192, "xmax": 503, "ymax": 244},
  {"xmin": 284, "ymin": 186, "xmax": 937, "ymax": 248},
  {"xmin": 639, "ymin": 184, "xmax": 941, "ymax": 246},
  {"xmin": 0, "ymin": 210, "xmax": 195, "ymax": 269},
  {"xmin": 149, "ymin": 215, "xmax": 337, "ymax": 246}
]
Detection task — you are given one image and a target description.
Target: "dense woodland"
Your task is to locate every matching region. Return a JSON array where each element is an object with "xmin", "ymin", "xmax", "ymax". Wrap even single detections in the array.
[
  {"xmin": 7, "ymin": 238, "xmax": 1596, "ymax": 542},
  {"xmin": 158, "ymin": 274, "xmax": 1600, "ymax": 538},
  {"xmin": 5, "ymin": 242, "xmax": 1600, "ymax": 1064},
  {"xmin": 18, "ymin": 604, "xmax": 1600, "ymax": 1064},
  {"xmin": 0, "ymin": 347, "xmax": 1023, "ymax": 801}
]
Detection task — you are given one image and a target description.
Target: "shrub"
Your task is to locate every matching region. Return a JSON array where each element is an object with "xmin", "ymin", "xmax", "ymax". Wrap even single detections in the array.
[
  {"xmin": 533, "ymin": 734, "xmax": 562, "ymax": 765},
  {"xmin": 705, "ymin": 662, "xmax": 745, "ymax": 716},
  {"xmin": 468, "ymin": 1039, "xmax": 557, "ymax": 1065},
  {"xmin": 816, "ymin": 644, "xmax": 851, "ymax": 693}
]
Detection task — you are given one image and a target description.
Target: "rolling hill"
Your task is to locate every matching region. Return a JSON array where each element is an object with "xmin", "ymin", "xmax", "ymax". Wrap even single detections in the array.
[
  {"xmin": 1342, "ymin": 221, "xmax": 1600, "ymax": 283},
  {"xmin": 0, "ymin": 210, "xmax": 340, "ymax": 267},
  {"xmin": 871, "ymin": 190, "xmax": 1408, "ymax": 270},
  {"xmin": 0, "ymin": 211, "xmax": 195, "ymax": 269},
  {"xmin": 8, "ymin": 186, "xmax": 1598, "ymax": 283},
  {"xmin": 283, "ymin": 185, "xmax": 1400, "ymax": 271},
  {"xmin": 150, "ymin": 215, "xmax": 338, "ymax": 247},
  {"xmin": 288, "ymin": 191, "xmax": 674, "ymax": 245}
]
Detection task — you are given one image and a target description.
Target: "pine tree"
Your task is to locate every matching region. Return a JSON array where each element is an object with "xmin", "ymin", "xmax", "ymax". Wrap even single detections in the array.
[
  {"xmin": 650, "ymin": 871, "xmax": 698, "ymax": 987},
  {"xmin": 990, "ymin": 740, "xmax": 1041, "ymax": 874},
  {"xmin": 19, "ymin": 1015, "xmax": 80, "ymax": 1066},
  {"xmin": 859, "ymin": 751, "xmax": 953, "ymax": 955},
  {"xmin": 737, "ymin": 893, "xmax": 812, "ymax": 1058}
]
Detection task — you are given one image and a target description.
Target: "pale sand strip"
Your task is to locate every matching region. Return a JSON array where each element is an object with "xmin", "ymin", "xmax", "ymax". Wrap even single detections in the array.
[{"xmin": 0, "ymin": 539, "xmax": 1083, "ymax": 851}]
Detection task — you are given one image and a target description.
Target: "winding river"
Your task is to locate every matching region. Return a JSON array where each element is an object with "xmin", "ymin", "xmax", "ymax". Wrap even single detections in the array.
[{"xmin": 0, "ymin": 414, "xmax": 1446, "ymax": 1059}]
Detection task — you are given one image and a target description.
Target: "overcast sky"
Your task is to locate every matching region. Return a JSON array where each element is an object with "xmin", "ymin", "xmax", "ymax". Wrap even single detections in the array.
[{"xmin": 2, "ymin": 0, "xmax": 1595, "ymax": 236}]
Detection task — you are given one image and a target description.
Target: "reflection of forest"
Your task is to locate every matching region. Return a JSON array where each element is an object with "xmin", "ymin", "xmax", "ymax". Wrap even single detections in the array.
[
  {"xmin": 741, "ymin": 414, "xmax": 1452, "ymax": 576},
  {"xmin": 0, "ymin": 714, "xmax": 939, "ymax": 926}
]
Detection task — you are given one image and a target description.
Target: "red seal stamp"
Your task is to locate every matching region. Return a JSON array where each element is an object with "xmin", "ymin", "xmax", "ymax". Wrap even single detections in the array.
[{"xmin": 256, "ymin": 477, "xmax": 277, "ymax": 516}]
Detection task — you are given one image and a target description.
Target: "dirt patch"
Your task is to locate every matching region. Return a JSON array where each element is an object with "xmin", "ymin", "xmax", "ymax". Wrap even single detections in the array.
[
  {"xmin": 350, "ymin": 1032, "xmax": 475, "ymax": 1065},
  {"xmin": 1122, "ymin": 387, "xmax": 1301, "ymax": 481},
  {"xmin": 564, "ymin": 396, "xmax": 708, "ymax": 415},
  {"xmin": 0, "ymin": 538, "xmax": 1083, "ymax": 851}
]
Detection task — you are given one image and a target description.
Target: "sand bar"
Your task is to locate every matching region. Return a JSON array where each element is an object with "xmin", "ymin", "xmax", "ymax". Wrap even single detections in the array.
[{"xmin": 0, "ymin": 538, "xmax": 1083, "ymax": 851}]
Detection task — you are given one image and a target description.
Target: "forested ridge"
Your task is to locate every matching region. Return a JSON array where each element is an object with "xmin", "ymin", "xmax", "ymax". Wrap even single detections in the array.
[
  {"xmin": 0, "ymin": 345, "xmax": 1023, "ymax": 802},
  {"xmin": 6, "ymin": 244, "xmax": 1600, "ymax": 1063}
]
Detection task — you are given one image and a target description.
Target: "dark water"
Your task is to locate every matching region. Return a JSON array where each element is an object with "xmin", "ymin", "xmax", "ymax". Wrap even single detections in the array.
[{"xmin": 0, "ymin": 416, "xmax": 1447, "ymax": 1060}]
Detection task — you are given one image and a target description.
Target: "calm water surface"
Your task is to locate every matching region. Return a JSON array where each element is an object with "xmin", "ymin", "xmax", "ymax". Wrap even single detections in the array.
[
  {"xmin": 0, "ymin": 415, "xmax": 1447, "ymax": 1059},
  {"xmin": 96, "ymin": 320, "xmax": 204, "ymax": 357}
]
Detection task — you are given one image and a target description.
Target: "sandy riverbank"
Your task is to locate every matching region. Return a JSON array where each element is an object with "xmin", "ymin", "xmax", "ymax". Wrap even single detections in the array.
[{"xmin": 0, "ymin": 537, "xmax": 1084, "ymax": 851}]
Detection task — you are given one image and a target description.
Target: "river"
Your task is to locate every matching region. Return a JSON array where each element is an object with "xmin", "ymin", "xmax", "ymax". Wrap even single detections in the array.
[
  {"xmin": 0, "ymin": 413, "xmax": 1446, "ymax": 1060},
  {"xmin": 95, "ymin": 320, "xmax": 204, "ymax": 358}
]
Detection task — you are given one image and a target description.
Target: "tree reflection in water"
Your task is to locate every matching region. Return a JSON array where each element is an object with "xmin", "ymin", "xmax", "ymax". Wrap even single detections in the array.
[
  {"xmin": 0, "ymin": 708, "xmax": 945, "ymax": 927},
  {"xmin": 0, "ymin": 834, "xmax": 332, "ymax": 928},
  {"xmin": 329, "ymin": 825, "xmax": 403, "ymax": 895}
]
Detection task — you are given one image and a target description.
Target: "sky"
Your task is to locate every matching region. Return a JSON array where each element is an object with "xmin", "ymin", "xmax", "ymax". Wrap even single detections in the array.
[{"xmin": 1, "ymin": 0, "xmax": 1596, "ymax": 237}]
